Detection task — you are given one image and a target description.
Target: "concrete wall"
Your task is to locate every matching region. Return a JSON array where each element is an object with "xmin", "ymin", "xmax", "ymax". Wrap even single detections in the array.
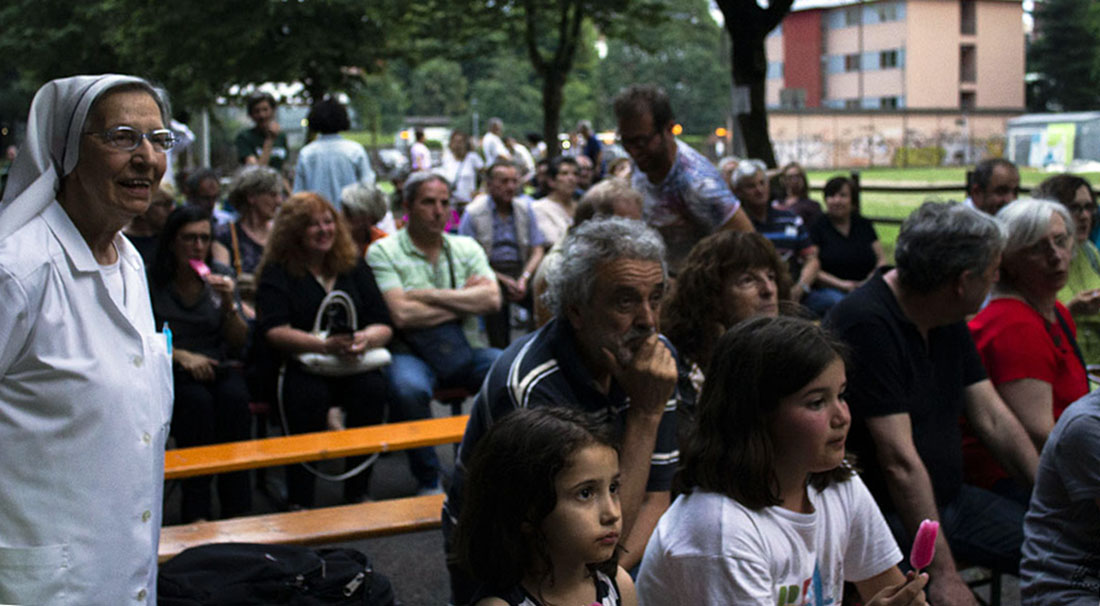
[{"xmin": 768, "ymin": 110, "xmax": 1019, "ymax": 168}]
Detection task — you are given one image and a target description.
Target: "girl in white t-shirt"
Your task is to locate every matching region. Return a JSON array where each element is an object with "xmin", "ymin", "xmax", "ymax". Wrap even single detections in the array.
[
  {"xmin": 453, "ymin": 407, "xmax": 637, "ymax": 606},
  {"xmin": 637, "ymin": 316, "xmax": 928, "ymax": 606}
]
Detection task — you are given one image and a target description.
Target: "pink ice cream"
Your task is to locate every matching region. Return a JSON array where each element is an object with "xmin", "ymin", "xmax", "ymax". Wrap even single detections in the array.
[
  {"xmin": 909, "ymin": 519, "xmax": 939, "ymax": 571},
  {"xmin": 188, "ymin": 258, "xmax": 212, "ymax": 280}
]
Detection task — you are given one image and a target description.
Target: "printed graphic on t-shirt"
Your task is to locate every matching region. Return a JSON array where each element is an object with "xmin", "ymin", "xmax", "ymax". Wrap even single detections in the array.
[{"xmin": 775, "ymin": 563, "xmax": 834, "ymax": 606}]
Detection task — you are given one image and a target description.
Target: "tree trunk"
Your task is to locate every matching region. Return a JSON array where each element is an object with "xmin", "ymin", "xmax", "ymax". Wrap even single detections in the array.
[
  {"xmin": 730, "ymin": 34, "xmax": 777, "ymax": 167},
  {"xmin": 542, "ymin": 68, "xmax": 565, "ymax": 160}
]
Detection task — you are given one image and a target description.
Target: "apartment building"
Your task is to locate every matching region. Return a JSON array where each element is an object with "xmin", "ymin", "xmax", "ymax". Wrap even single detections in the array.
[
  {"xmin": 767, "ymin": 0, "xmax": 1025, "ymax": 111},
  {"xmin": 761, "ymin": 0, "xmax": 1025, "ymax": 167}
]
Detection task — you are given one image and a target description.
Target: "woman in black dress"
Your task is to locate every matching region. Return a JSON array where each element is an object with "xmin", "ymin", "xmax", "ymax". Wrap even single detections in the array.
[
  {"xmin": 255, "ymin": 191, "xmax": 393, "ymax": 507},
  {"xmin": 809, "ymin": 176, "xmax": 886, "ymax": 300}
]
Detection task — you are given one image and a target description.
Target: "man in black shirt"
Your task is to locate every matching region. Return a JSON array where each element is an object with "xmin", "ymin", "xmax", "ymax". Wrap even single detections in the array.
[{"xmin": 826, "ymin": 202, "xmax": 1038, "ymax": 606}]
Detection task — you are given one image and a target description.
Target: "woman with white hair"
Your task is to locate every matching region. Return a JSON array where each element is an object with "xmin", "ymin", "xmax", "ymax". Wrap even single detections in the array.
[
  {"xmin": 0, "ymin": 74, "xmax": 175, "ymax": 604},
  {"xmin": 965, "ymin": 197, "xmax": 1089, "ymax": 503},
  {"xmin": 340, "ymin": 181, "xmax": 391, "ymax": 255}
]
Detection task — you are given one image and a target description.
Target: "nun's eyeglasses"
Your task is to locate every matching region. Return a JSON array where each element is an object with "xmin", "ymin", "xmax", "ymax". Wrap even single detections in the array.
[{"xmin": 84, "ymin": 126, "xmax": 177, "ymax": 152}]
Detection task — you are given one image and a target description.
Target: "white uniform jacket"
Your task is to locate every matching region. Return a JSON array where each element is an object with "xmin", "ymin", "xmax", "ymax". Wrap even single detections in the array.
[{"xmin": 0, "ymin": 201, "xmax": 173, "ymax": 605}]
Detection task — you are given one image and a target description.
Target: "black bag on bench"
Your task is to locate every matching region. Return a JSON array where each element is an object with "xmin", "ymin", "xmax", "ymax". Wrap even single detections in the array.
[{"xmin": 158, "ymin": 543, "xmax": 396, "ymax": 605}]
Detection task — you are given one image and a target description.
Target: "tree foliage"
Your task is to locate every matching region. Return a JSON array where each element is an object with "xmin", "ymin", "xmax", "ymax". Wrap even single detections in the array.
[
  {"xmin": 1027, "ymin": 0, "xmax": 1100, "ymax": 111},
  {"xmin": 461, "ymin": 0, "xmax": 665, "ymax": 156},
  {"xmin": 0, "ymin": 0, "xmax": 410, "ymax": 110},
  {"xmin": 597, "ymin": 0, "xmax": 729, "ymax": 135},
  {"xmin": 406, "ymin": 59, "xmax": 470, "ymax": 118}
]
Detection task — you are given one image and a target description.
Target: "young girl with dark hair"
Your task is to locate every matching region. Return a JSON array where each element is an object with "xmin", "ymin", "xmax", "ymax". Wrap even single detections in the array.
[
  {"xmin": 453, "ymin": 407, "xmax": 637, "ymax": 606},
  {"xmin": 637, "ymin": 316, "xmax": 927, "ymax": 606}
]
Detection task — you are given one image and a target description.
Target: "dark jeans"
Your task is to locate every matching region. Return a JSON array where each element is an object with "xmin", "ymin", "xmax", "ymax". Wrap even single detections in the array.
[
  {"xmin": 885, "ymin": 483, "xmax": 1026, "ymax": 576},
  {"xmin": 803, "ymin": 286, "xmax": 847, "ymax": 318},
  {"xmin": 280, "ymin": 364, "xmax": 388, "ymax": 507},
  {"xmin": 484, "ymin": 284, "xmax": 533, "ymax": 349},
  {"xmin": 387, "ymin": 349, "xmax": 500, "ymax": 488},
  {"xmin": 172, "ymin": 366, "xmax": 253, "ymax": 522}
]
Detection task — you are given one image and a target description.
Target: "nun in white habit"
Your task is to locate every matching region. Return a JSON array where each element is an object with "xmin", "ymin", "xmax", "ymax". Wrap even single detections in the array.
[{"xmin": 0, "ymin": 75, "xmax": 175, "ymax": 605}]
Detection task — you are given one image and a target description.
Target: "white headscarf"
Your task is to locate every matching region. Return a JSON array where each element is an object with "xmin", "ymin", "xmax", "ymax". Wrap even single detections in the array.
[{"xmin": 0, "ymin": 74, "xmax": 166, "ymax": 239}]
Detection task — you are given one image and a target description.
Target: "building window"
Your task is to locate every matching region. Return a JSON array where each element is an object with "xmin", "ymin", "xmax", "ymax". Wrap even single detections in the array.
[
  {"xmin": 880, "ymin": 50, "xmax": 899, "ymax": 69},
  {"xmin": 767, "ymin": 61, "xmax": 784, "ymax": 80},
  {"xmin": 845, "ymin": 53, "xmax": 861, "ymax": 72},
  {"xmin": 875, "ymin": 2, "xmax": 899, "ymax": 23},
  {"xmin": 844, "ymin": 6, "xmax": 861, "ymax": 27},
  {"xmin": 960, "ymin": 45, "xmax": 976, "ymax": 83},
  {"xmin": 844, "ymin": 99, "xmax": 862, "ymax": 109},
  {"xmin": 961, "ymin": 0, "xmax": 976, "ymax": 34},
  {"xmin": 780, "ymin": 88, "xmax": 807, "ymax": 109},
  {"xmin": 960, "ymin": 91, "xmax": 976, "ymax": 110},
  {"xmin": 881, "ymin": 97, "xmax": 900, "ymax": 109}
]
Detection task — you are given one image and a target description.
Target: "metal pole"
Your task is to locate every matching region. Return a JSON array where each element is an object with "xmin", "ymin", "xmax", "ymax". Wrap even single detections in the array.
[{"xmin": 201, "ymin": 109, "xmax": 210, "ymax": 168}]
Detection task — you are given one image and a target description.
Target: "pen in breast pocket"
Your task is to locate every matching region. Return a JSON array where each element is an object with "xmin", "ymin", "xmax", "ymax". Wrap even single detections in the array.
[{"xmin": 162, "ymin": 322, "xmax": 172, "ymax": 355}]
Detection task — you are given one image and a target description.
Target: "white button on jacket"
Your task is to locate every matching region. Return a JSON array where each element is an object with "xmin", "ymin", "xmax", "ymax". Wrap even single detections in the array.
[{"xmin": 0, "ymin": 202, "xmax": 173, "ymax": 605}]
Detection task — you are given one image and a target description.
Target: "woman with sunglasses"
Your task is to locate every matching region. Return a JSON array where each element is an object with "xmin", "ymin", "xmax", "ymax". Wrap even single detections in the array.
[
  {"xmin": 150, "ymin": 205, "xmax": 252, "ymax": 523},
  {"xmin": 0, "ymin": 75, "xmax": 176, "ymax": 604}
]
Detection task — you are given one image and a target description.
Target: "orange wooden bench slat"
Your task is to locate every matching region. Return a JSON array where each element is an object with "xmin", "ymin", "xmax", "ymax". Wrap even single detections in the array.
[
  {"xmin": 165, "ymin": 415, "xmax": 469, "ymax": 480},
  {"xmin": 158, "ymin": 493, "xmax": 445, "ymax": 563}
]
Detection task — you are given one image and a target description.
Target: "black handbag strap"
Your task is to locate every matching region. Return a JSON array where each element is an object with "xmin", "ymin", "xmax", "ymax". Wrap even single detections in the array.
[
  {"xmin": 1054, "ymin": 306, "xmax": 1087, "ymax": 380},
  {"xmin": 443, "ymin": 238, "xmax": 456, "ymax": 289}
]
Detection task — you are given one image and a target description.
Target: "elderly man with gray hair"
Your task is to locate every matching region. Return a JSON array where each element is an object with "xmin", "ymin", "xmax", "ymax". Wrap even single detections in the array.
[
  {"xmin": 442, "ymin": 217, "xmax": 685, "ymax": 604},
  {"xmin": 825, "ymin": 202, "xmax": 1040, "ymax": 606}
]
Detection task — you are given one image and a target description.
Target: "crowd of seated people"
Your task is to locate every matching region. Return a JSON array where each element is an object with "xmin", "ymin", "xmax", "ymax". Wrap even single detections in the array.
[{"xmin": 92, "ymin": 81, "xmax": 1100, "ymax": 606}]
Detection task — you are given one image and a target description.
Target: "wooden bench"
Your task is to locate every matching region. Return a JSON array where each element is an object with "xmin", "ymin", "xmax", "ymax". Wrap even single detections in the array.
[
  {"xmin": 165, "ymin": 414, "xmax": 469, "ymax": 480},
  {"xmin": 159, "ymin": 493, "xmax": 445, "ymax": 563}
]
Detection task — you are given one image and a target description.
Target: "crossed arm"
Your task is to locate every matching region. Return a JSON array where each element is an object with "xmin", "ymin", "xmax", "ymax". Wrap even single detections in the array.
[{"xmin": 381, "ymin": 274, "xmax": 501, "ymax": 330}]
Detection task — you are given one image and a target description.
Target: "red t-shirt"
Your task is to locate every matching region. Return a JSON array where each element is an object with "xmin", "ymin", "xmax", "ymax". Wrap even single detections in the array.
[{"xmin": 963, "ymin": 298, "xmax": 1088, "ymax": 489}]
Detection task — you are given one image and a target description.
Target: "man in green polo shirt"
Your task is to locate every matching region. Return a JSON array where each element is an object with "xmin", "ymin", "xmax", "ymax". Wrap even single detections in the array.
[{"xmin": 367, "ymin": 172, "xmax": 502, "ymax": 493}]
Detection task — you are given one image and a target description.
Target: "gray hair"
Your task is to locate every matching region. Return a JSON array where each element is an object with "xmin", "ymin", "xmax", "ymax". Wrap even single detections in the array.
[
  {"xmin": 996, "ymin": 197, "xmax": 1074, "ymax": 258},
  {"xmin": 573, "ymin": 179, "xmax": 643, "ymax": 224},
  {"xmin": 402, "ymin": 170, "xmax": 451, "ymax": 205},
  {"xmin": 487, "ymin": 117, "xmax": 503, "ymax": 131},
  {"xmin": 717, "ymin": 156, "xmax": 741, "ymax": 172},
  {"xmin": 895, "ymin": 201, "xmax": 1007, "ymax": 292},
  {"xmin": 227, "ymin": 165, "xmax": 280, "ymax": 210},
  {"xmin": 341, "ymin": 182, "xmax": 388, "ymax": 222},
  {"xmin": 545, "ymin": 217, "xmax": 666, "ymax": 317},
  {"xmin": 730, "ymin": 158, "xmax": 767, "ymax": 188},
  {"xmin": 577, "ymin": 119, "xmax": 593, "ymax": 134}
]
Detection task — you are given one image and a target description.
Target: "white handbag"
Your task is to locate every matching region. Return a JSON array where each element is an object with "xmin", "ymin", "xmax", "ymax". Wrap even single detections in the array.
[{"xmin": 295, "ymin": 290, "xmax": 391, "ymax": 376}]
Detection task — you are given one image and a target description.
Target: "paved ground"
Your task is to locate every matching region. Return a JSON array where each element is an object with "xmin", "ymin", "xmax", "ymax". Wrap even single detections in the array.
[{"xmin": 162, "ymin": 396, "xmax": 1022, "ymax": 606}]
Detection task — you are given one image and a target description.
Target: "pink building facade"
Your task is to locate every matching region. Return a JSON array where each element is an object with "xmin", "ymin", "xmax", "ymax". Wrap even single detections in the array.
[{"xmin": 761, "ymin": 0, "xmax": 1025, "ymax": 167}]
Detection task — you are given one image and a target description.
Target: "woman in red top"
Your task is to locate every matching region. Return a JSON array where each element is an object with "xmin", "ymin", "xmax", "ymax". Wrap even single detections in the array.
[{"xmin": 967, "ymin": 198, "xmax": 1089, "ymax": 503}]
